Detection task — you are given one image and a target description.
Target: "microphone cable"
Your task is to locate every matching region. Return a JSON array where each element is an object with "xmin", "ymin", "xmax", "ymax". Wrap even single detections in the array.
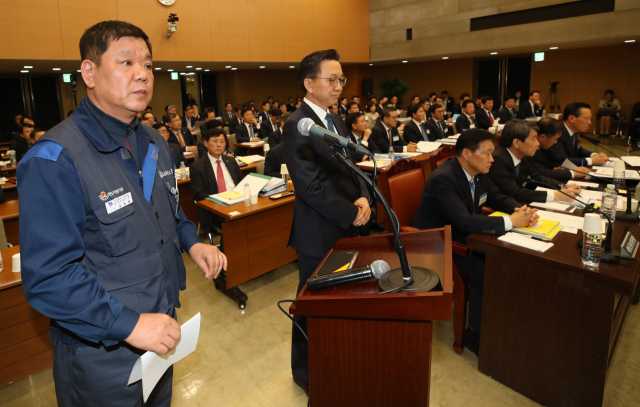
[{"xmin": 277, "ymin": 299, "xmax": 308, "ymax": 341}]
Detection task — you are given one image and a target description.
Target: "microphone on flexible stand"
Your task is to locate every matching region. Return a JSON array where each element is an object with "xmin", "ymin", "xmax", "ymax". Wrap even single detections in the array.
[{"xmin": 306, "ymin": 260, "xmax": 390, "ymax": 291}]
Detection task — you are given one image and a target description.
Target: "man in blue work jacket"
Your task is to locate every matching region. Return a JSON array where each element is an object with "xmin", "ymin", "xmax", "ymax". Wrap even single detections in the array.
[{"xmin": 17, "ymin": 21, "xmax": 227, "ymax": 407}]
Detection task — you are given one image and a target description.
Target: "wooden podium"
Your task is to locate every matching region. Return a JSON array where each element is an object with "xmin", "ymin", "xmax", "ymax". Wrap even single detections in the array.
[{"xmin": 289, "ymin": 228, "xmax": 453, "ymax": 406}]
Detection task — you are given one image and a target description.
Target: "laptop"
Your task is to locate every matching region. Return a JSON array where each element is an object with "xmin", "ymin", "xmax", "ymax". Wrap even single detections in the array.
[
  {"xmin": 452, "ymin": 114, "xmax": 460, "ymax": 122},
  {"xmin": 598, "ymin": 107, "xmax": 617, "ymax": 116}
]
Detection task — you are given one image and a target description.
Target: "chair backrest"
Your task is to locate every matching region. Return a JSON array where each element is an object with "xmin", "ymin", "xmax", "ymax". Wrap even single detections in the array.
[
  {"xmin": 227, "ymin": 133, "xmax": 237, "ymax": 153},
  {"xmin": 430, "ymin": 145, "xmax": 455, "ymax": 172},
  {"xmin": 387, "ymin": 168, "xmax": 425, "ymax": 229},
  {"xmin": 0, "ymin": 218, "xmax": 9, "ymax": 249},
  {"xmin": 386, "ymin": 158, "xmax": 422, "ymax": 179},
  {"xmin": 256, "ymin": 162, "xmax": 265, "ymax": 175}
]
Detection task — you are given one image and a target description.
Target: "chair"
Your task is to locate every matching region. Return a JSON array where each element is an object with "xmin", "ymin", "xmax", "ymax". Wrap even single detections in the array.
[
  {"xmin": 227, "ymin": 133, "xmax": 237, "ymax": 154},
  {"xmin": 619, "ymin": 105, "xmax": 635, "ymax": 138},
  {"xmin": 429, "ymin": 145, "xmax": 456, "ymax": 173}
]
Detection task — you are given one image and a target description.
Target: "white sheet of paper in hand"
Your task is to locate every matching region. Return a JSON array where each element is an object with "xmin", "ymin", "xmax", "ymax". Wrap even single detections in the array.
[{"xmin": 128, "ymin": 312, "xmax": 201, "ymax": 402}]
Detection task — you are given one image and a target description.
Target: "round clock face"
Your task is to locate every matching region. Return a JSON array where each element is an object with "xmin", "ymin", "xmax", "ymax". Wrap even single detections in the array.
[{"xmin": 159, "ymin": 0, "xmax": 176, "ymax": 5}]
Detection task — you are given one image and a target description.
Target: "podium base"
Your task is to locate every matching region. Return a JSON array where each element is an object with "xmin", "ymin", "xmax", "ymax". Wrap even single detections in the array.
[{"xmin": 379, "ymin": 266, "xmax": 442, "ymax": 293}]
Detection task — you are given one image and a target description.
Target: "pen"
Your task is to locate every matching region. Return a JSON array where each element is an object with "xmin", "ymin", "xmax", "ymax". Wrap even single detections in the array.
[{"xmin": 562, "ymin": 183, "xmax": 582, "ymax": 198}]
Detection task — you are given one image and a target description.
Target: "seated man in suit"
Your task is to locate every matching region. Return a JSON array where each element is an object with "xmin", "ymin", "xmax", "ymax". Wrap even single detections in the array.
[
  {"xmin": 370, "ymin": 107, "xmax": 417, "ymax": 153},
  {"xmin": 419, "ymin": 98, "xmax": 431, "ymax": 119},
  {"xmin": 235, "ymin": 106, "xmax": 261, "ymax": 156},
  {"xmin": 221, "ymin": 102, "xmax": 234, "ymax": 125},
  {"xmin": 517, "ymin": 91, "xmax": 543, "ymax": 119},
  {"xmin": 153, "ymin": 122, "xmax": 184, "ymax": 168},
  {"xmin": 424, "ymin": 104, "xmax": 449, "ymax": 140},
  {"xmin": 12, "ymin": 123, "xmax": 35, "ymax": 161},
  {"xmin": 403, "ymin": 104, "xmax": 434, "ymax": 143},
  {"xmin": 530, "ymin": 118, "xmax": 590, "ymax": 180},
  {"xmin": 264, "ymin": 143, "xmax": 286, "ymax": 178},
  {"xmin": 199, "ymin": 110, "xmax": 217, "ymax": 136},
  {"xmin": 167, "ymin": 113, "xmax": 197, "ymax": 154},
  {"xmin": 261, "ymin": 107, "xmax": 282, "ymax": 140},
  {"xmin": 498, "ymin": 95, "xmax": 517, "ymax": 124},
  {"xmin": 488, "ymin": 119, "xmax": 579, "ymax": 203},
  {"xmin": 197, "ymin": 120, "xmax": 229, "ymax": 158},
  {"xmin": 190, "ymin": 129, "xmax": 243, "ymax": 236},
  {"xmin": 475, "ymin": 96, "xmax": 497, "ymax": 130},
  {"xmin": 410, "ymin": 95, "xmax": 420, "ymax": 106},
  {"xmin": 141, "ymin": 112, "xmax": 155, "ymax": 127},
  {"xmin": 390, "ymin": 96, "xmax": 401, "ymax": 110},
  {"xmin": 455, "ymin": 100, "xmax": 478, "ymax": 131},
  {"xmin": 345, "ymin": 112, "xmax": 381, "ymax": 161},
  {"xmin": 286, "ymin": 97, "xmax": 296, "ymax": 112},
  {"xmin": 269, "ymin": 112, "xmax": 290, "ymax": 148},
  {"xmin": 338, "ymin": 97, "xmax": 348, "ymax": 115},
  {"xmin": 191, "ymin": 104, "xmax": 202, "ymax": 121},
  {"xmin": 346, "ymin": 101, "xmax": 360, "ymax": 114},
  {"xmin": 543, "ymin": 102, "xmax": 609, "ymax": 166},
  {"xmin": 181, "ymin": 105, "xmax": 196, "ymax": 132},
  {"xmin": 162, "ymin": 105, "xmax": 177, "ymax": 124},
  {"xmin": 413, "ymin": 129, "xmax": 539, "ymax": 354},
  {"xmin": 144, "ymin": 105, "xmax": 157, "ymax": 123},
  {"xmin": 441, "ymin": 91, "xmax": 454, "ymax": 111},
  {"xmin": 259, "ymin": 101, "xmax": 271, "ymax": 124},
  {"xmin": 228, "ymin": 104, "xmax": 244, "ymax": 134},
  {"xmin": 451, "ymin": 93, "xmax": 470, "ymax": 116}
]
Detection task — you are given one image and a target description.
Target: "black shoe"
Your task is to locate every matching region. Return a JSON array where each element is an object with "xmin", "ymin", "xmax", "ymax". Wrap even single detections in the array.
[
  {"xmin": 293, "ymin": 377, "xmax": 310, "ymax": 397},
  {"xmin": 463, "ymin": 328, "xmax": 480, "ymax": 357}
]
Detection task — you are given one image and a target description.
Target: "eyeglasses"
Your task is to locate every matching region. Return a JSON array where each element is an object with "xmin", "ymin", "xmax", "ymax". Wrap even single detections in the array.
[
  {"xmin": 208, "ymin": 140, "xmax": 225, "ymax": 145},
  {"xmin": 311, "ymin": 77, "xmax": 347, "ymax": 87}
]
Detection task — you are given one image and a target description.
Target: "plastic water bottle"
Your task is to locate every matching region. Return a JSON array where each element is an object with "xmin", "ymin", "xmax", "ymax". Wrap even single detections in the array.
[
  {"xmin": 243, "ymin": 183, "xmax": 251, "ymax": 206},
  {"xmin": 613, "ymin": 160, "xmax": 626, "ymax": 190},
  {"xmin": 601, "ymin": 184, "xmax": 617, "ymax": 222},
  {"xmin": 582, "ymin": 213, "xmax": 603, "ymax": 268},
  {"xmin": 179, "ymin": 161, "xmax": 186, "ymax": 180},
  {"xmin": 388, "ymin": 146, "xmax": 394, "ymax": 162}
]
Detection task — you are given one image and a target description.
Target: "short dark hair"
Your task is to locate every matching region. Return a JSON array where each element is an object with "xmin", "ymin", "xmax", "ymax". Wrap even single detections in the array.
[
  {"xmin": 299, "ymin": 49, "xmax": 340, "ymax": 93},
  {"xmin": 605, "ymin": 89, "xmax": 614, "ymax": 96},
  {"xmin": 206, "ymin": 110, "xmax": 216, "ymax": 118},
  {"xmin": 383, "ymin": 102, "xmax": 394, "ymax": 108},
  {"xmin": 20, "ymin": 123, "xmax": 34, "ymax": 133},
  {"xmin": 146, "ymin": 105, "xmax": 153, "ymax": 110},
  {"xmin": 184, "ymin": 105, "xmax": 193, "ymax": 112},
  {"xmin": 267, "ymin": 95, "xmax": 273, "ymax": 99},
  {"xmin": 536, "ymin": 117, "xmax": 563, "ymax": 137},
  {"xmin": 411, "ymin": 95, "xmax": 419, "ymax": 100},
  {"xmin": 168, "ymin": 113, "xmax": 180, "ymax": 121},
  {"xmin": 504, "ymin": 94, "xmax": 515, "ymax": 102},
  {"xmin": 563, "ymin": 102, "xmax": 591, "ymax": 121},
  {"xmin": 224, "ymin": 102, "xmax": 232, "ymax": 108},
  {"xmin": 79, "ymin": 21, "xmax": 151, "ymax": 66},
  {"xmin": 241, "ymin": 106, "xmax": 253, "ymax": 117},
  {"xmin": 340, "ymin": 97, "xmax": 348, "ymax": 103},
  {"xmin": 462, "ymin": 100, "xmax": 475, "ymax": 109},
  {"xmin": 381, "ymin": 107, "xmax": 397, "ymax": 119},
  {"xmin": 143, "ymin": 112, "xmax": 155, "ymax": 120},
  {"xmin": 460, "ymin": 93, "xmax": 470, "ymax": 101},
  {"xmin": 262, "ymin": 101, "xmax": 269, "ymax": 107},
  {"xmin": 352, "ymin": 95, "xmax": 359, "ymax": 100},
  {"xmin": 429, "ymin": 103, "xmax": 443, "ymax": 114},
  {"xmin": 442, "ymin": 90, "xmax": 448, "ymax": 95},
  {"xmin": 455, "ymin": 129, "xmax": 495, "ymax": 157},
  {"xmin": 346, "ymin": 101, "xmax": 359, "ymax": 111},
  {"xmin": 481, "ymin": 96, "xmax": 493, "ymax": 104},
  {"xmin": 206, "ymin": 120, "xmax": 223, "ymax": 130},
  {"xmin": 501, "ymin": 119, "xmax": 539, "ymax": 148},
  {"xmin": 529, "ymin": 90, "xmax": 540, "ymax": 97},
  {"xmin": 234, "ymin": 103, "xmax": 244, "ymax": 112},
  {"xmin": 269, "ymin": 108, "xmax": 282, "ymax": 117},
  {"xmin": 407, "ymin": 103, "xmax": 421, "ymax": 117},
  {"xmin": 152, "ymin": 122, "xmax": 168, "ymax": 132},
  {"xmin": 429, "ymin": 92, "xmax": 437, "ymax": 99},
  {"xmin": 419, "ymin": 98, "xmax": 430, "ymax": 105},
  {"xmin": 345, "ymin": 112, "xmax": 363, "ymax": 130},
  {"xmin": 20, "ymin": 116, "xmax": 33, "ymax": 125},
  {"xmin": 204, "ymin": 128, "xmax": 226, "ymax": 141}
]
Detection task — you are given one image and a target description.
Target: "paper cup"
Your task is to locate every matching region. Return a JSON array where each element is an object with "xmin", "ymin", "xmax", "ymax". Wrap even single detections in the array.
[
  {"xmin": 250, "ymin": 193, "xmax": 259, "ymax": 205},
  {"xmin": 613, "ymin": 158, "xmax": 625, "ymax": 173},
  {"xmin": 583, "ymin": 213, "xmax": 603, "ymax": 234},
  {"xmin": 12, "ymin": 253, "xmax": 20, "ymax": 273},
  {"xmin": 263, "ymin": 144, "xmax": 270, "ymax": 152},
  {"xmin": 280, "ymin": 164, "xmax": 288, "ymax": 175}
]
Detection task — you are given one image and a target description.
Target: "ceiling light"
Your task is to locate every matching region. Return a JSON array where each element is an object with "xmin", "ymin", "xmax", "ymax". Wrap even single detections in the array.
[
  {"xmin": 402, "ymin": 60, "xmax": 408, "ymax": 63},
  {"xmin": 53, "ymin": 68, "xmax": 61, "ymax": 71},
  {"xmin": 167, "ymin": 69, "xmax": 174, "ymax": 72},
  {"xmin": 625, "ymin": 40, "xmax": 635, "ymax": 43},
  {"xmin": 186, "ymin": 65, "xmax": 192, "ymax": 68},
  {"xmin": 490, "ymin": 52, "xmax": 498, "ymax": 55},
  {"xmin": 549, "ymin": 47, "xmax": 558, "ymax": 49},
  {"xmin": 24, "ymin": 66, "xmax": 33, "ymax": 69},
  {"xmin": 180, "ymin": 72, "xmax": 186, "ymax": 75},
  {"xmin": 21, "ymin": 70, "xmax": 29, "ymax": 73},
  {"xmin": 231, "ymin": 68, "xmax": 237, "ymax": 70},
  {"xmin": 442, "ymin": 57, "xmax": 449, "ymax": 59},
  {"xmin": 225, "ymin": 66, "xmax": 232, "ymax": 68},
  {"xmin": 204, "ymin": 69, "xmax": 210, "ymax": 72},
  {"xmin": 289, "ymin": 66, "xmax": 295, "ymax": 68},
  {"xmin": 195, "ymin": 67, "xmax": 202, "ymax": 70},
  {"xmin": 259, "ymin": 66, "xmax": 265, "ymax": 68},
  {"xmin": 155, "ymin": 67, "xmax": 161, "ymax": 70}
]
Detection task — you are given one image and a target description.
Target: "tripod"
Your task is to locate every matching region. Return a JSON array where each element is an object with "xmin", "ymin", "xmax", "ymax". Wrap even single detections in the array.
[{"xmin": 543, "ymin": 81, "xmax": 561, "ymax": 113}]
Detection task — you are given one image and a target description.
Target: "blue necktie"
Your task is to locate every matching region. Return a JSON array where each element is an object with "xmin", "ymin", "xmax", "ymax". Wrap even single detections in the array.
[
  {"xmin": 420, "ymin": 123, "xmax": 429, "ymax": 141},
  {"xmin": 515, "ymin": 163, "xmax": 520, "ymax": 176},
  {"xmin": 325, "ymin": 113, "xmax": 335, "ymax": 133},
  {"xmin": 470, "ymin": 178, "xmax": 476, "ymax": 209}
]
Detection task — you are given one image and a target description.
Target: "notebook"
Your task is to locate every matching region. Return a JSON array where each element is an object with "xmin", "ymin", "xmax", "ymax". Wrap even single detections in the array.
[{"xmin": 316, "ymin": 251, "xmax": 360, "ymax": 276}]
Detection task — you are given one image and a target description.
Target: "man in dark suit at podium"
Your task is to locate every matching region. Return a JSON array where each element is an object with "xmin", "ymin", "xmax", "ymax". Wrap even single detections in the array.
[
  {"xmin": 413, "ymin": 129, "xmax": 538, "ymax": 355},
  {"xmin": 283, "ymin": 49, "xmax": 371, "ymax": 396},
  {"xmin": 517, "ymin": 91, "xmax": 543, "ymax": 119}
]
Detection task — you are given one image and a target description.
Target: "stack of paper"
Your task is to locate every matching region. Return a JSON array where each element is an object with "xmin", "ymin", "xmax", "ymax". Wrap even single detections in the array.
[
  {"xmin": 416, "ymin": 141, "xmax": 443, "ymax": 153},
  {"xmin": 210, "ymin": 173, "xmax": 271, "ymax": 205},
  {"xmin": 237, "ymin": 155, "xmax": 265, "ymax": 165},
  {"xmin": 592, "ymin": 167, "xmax": 640, "ymax": 180},
  {"xmin": 567, "ymin": 180, "xmax": 599, "ymax": 188},
  {"xmin": 242, "ymin": 141, "xmax": 264, "ymax": 147},
  {"xmin": 622, "ymin": 156, "xmax": 640, "ymax": 167},
  {"xmin": 529, "ymin": 202, "xmax": 576, "ymax": 213},
  {"xmin": 490, "ymin": 211, "xmax": 562, "ymax": 241},
  {"xmin": 358, "ymin": 160, "xmax": 389, "ymax": 169},
  {"xmin": 498, "ymin": 232, "xmax": 554, "ymax": 253}
]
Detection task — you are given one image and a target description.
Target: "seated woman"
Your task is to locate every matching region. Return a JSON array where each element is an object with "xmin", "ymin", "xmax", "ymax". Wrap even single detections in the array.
[
  {"xmin": 364, "ymin": 102, "xmax": 379, "ymax": 128},
  {"xmin": 598, "ymin": 90, "xmax": 622, "ymax": 136}
]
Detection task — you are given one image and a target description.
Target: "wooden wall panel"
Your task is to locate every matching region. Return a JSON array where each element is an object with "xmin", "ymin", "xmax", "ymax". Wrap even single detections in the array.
[
  {"xmin": 282, "ymin": 0, "xmax": 316, "ymax": 62},
  {"xmin": 116, "ymin": 0, "xmax": 172, "ymax": 62},
  {"xmin": 247, "ymin": 0, "xmax": 284, "ymax": 62},
  {"xmin": 165, "ymin": 0, "xmax": 213, "ymax": 62},
  {"xmin": 314, "ymin": 0, "xmax": 344, "ymax": 53},
  {"xmin": 58, "ymin": 0, "xmax": 118, "ymax": 60},
  {"xmin": 340, "ymin": 0, "xmax": 370, "ymax": 62},
  {"xmin": 210, "ymin": 0, "xmax": 251, "ymax": 61},
  {"xmin": 3, "ymin": 0, "xmax": 64, "ymax": 59},
  {"xmin": 150, "ymin": 72, "xmax": 184, "ymax": 115}
]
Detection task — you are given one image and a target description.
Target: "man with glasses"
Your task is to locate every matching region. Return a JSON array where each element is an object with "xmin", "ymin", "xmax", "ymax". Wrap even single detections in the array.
[
  {"xmin": 282, "ymin": 49, "xmax": 371, "ymax": 398},
  {"xmin": 153, "ymin": 122, "xmax": 184, "ymax": 167},
  {"xmin": 167, "ymin": 112, "xmax": 197, "ymax": 154},
  {"xmin": 181, "ymin": 105, "xmax": 196, "ymax": 132},
  {"xmin": 370, "ymin": 107, "xmax": 417, "ymax": 152}
]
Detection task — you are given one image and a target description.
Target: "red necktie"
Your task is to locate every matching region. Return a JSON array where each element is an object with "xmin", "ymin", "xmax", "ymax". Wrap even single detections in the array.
[
  {"xmin": 488, "ymin": 111, "xmax": 494, "ymax": 125},
  {"xmin": 216, "ymin": 160, "xmax": 227, "ymax": 193},
  {"xmin": 175, "ymin": 131, "xmax": 185, "ymax": 147}
]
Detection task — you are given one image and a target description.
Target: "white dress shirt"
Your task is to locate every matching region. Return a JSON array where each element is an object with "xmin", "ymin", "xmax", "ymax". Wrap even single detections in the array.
[
  {"xmin": 461, "ymin": 167, "xmax": 512, "ymax": 230},
  {"xmin": 351, "ymin": 132, "xmax": 369, "ymax": 148},
  {"xmin": 304, "ymin": 97, "xmax": 331, "ymax": 128},
  {"xmin": 208, "ymin": 153, "xmax": 236, "ymax": 190},
  {"xmin": 506, "ymin": 148, "xmax": 554, "ymax": 202}
]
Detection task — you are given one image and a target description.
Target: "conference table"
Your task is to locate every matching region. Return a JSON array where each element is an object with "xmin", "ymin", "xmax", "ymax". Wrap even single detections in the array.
[
  {"xmin": 467, "ymin": 199, "xmax": 640, "ymax": 407},
  {"xmin": 0, "ymin": 180, "xmax": 17, "ymax": 202}
]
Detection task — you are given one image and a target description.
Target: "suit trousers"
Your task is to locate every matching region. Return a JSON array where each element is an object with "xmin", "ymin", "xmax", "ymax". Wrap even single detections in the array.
[
  {"xmin": 50, "ymin": 331, "xmax": 173, "ymax": 407},
  {"xmin": 455, "ymin": 251, "xmax": 486, "ymax": 334},
  {"xmin": 291, "ymin": 252, "xmax": 324, "ymax": 384}
]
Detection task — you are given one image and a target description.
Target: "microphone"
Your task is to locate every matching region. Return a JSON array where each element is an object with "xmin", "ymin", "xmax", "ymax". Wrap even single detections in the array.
[
  {"xmin": 306, "ymin": 260, "xmax": 391, "ymax": 291},
  {"xmin": 297, "ymin": 118, "xmax": 371, "ymax": 156}
]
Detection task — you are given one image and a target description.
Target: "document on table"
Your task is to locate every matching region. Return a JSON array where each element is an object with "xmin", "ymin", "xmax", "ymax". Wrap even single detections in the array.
[
  {"xmin": 498, "ymin": 232, "xmax": 554, "ymax": 253},
  {"xmin": 128, "ymin": 313, "xmax": 201, "ymax": 402},
  {"xmin": 416, "ymin": 141, "xmax": 443, "ymax": 153},
  {"xmin": 358, "ymin": 160, "xmax": 389, "ymax": 169},
  {"xmin": 535, "ymin": 210, "xmax": 585, "ymax": 229},
  {"xmin": 567, "ymin": 180, "xmax": 599, "ymax": 188},
  {"xmin": 622, "ymin": 156, "xmax": 640, "ymax": 167},
  {"xmin": 529, "ymin": 202, "xmax": 576, "ymax": 213},
  {"xmin": 561, "ymin": 158, "xmax": 577, "ymax": 170},
  {"xmin": 535, "ymin": 186, "xmax": 602, "ymax": 205},
  {"xmin": 593, "ymin": 167, "xmax": 640, "ymax": 180}
]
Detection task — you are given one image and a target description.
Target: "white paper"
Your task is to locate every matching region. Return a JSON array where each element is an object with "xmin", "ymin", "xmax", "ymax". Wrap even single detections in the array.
[
  {"xmin": 244, "ymin": 154, "xmax": 265, "ymax": 162},
  {"xmin": 128, "ymin": 313, "xmax": 201, "ymax": 402},
  {"xmin": 393, "ymin": 152, "xmax": 423, "ymax": 157},
  {"xmin": 358, "ymin": 160, "xmax": 388, "ymax": 169},
  {"xmin": 530, "ymin": 202, "xmax": 576, "ymax": 212},
  {"xmin": 561, "ymin": 227, "xmax": 578, "ymax": 234},
  {"xmin": 232, "ymin": 173, "xmax": 271, "ymax": 195},
  {"xmin": 183, "ymin": 152, "xmax": 194, "ymax": 157},
  {"xmin": 593, "ymin": 167, "xmax": 640, "ymax": 180},
  {"xmin": 622, "ymin": 156, "xmax": 640, "ymax": 167},
  {"xmin": 242, "ymin": 142, "xmax": 264, "ymax": 147},
  {"xmin": 567, "ymin": 180, "xmax": 599, "ymax": 188},
  {"xmin": 498, "ymin": 233, "xmax": 554, "ymax": 253},
  {"xmin": 560, "ymin": 158, "xmax": 577, "ymax": 170},
  {"xmin": 229, "ymin": 211, "xmax": 241, "ymax": 216},
  {"xmin": 536, "ymin": 210, "xmax": 585, "ymax": 229},
  {"xmin": 416, "ymin": 141, "xmax": 443, "ymax": 153}
]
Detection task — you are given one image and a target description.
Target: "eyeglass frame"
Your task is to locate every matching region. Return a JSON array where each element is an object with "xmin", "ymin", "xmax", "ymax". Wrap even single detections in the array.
[{"xmin": 309, "ymin": 76, "xmax": 347, "ymax": 87}]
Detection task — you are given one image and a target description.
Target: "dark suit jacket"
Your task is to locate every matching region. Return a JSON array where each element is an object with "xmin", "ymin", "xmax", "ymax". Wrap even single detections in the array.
[
  {"xmin": 167, "ymin": 142, "xmax": 185, "ymax": 168},
  {"xmin": 287, "ymin": 103, "xmax": 296, "ymax": 112},
  {"xmin": 190, "ymin": 154, "xmax": 243, "ymax": 234},
  {"xmin": 455, "ymin": 114, "xmax": 477, "ymax": 132},
  {"xmin": 264, "ymin": 143, "xmax": 286, "ymax": 178},
  {"xmin": 260, "ymin": 120, "xmax": 280, "ymax": 140},
  {"xmin": 348, "ymin": 132, "xmax": 381, "ymax": 162},
  {"xmin": 234, "ymin": 122, "xmax": 260, "ymax": 156},
  {"xmin": 451, "ymin": 103, "xmax": 464, "ymax": 116},
  {"xmin": 413, "ymin": 157, "xmax": 520, "ymax": 244},
  {"xmin": 221, "ymin": 111, "xmax": 235, "ymax": 125},
  {"xmin": 228, "ymin": 116, "xmax": 242, "ymax": 134},
  {"xmin": 488, "ymin": 145, "xmax": 561, "ymax": 203},
  {"xmin": 167, "ymin": 128, "xmax": 196, "ymax": 151},
  {"xmin": 424, "ymin": 117, "xmax": 447, "ymax": 140},
  {"xmin": 528, "ymin": 150, "xmax": 573, "ymax": 180},
  {"xmin": 517, "ymin": 100, "xmax": 542, "ymax": 119},
  {"xmin": 338, "ymin": 104, "xmax": 348, "ymax": 115},
  {"xmin": 370, "ymin": 122, "xmax": 407, "ymax": 153},
  {"xmin": 282, "ymin": 101, "xmax": 370, "ymax": 257},
  {"xmin": 258, "ymin": 112, "xmax": 270, "ymax": 124},
  {"xmin": 498, "ymin": 106, "xmax": 516, "ymax": 124},
  {"xmin": 544, "ymin": 124, "xmax": 594, "ymax": 166},
  {"xmin": 403, "ymin": 120, "xmax": 432, "ymax": 143},
  {"xmin": 199, "ymin": 122, "xmax": 210, "ymax": 137},
  {"xmin": 442, "ymin": 96, "xmax": 455, "ymax": 111},
  {"xmin": 268, "ymin": 128, "xmax": 282, "ymax": 148},
  {"xmin": 11, "ymin": 135, "xmax": 33, "ymax": 161},
  {"xmin": 475, "ymin": 108, "xmax": 495, "ymax": 130},
  {"xmin": 181, "ymin": 115, "xmax": 196, "ymax": 129}
]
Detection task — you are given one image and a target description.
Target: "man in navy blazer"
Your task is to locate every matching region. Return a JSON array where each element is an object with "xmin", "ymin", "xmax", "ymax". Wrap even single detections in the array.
[
  {"xmin": 424, "ymin": 104, "xmax": 448, "ymax": 140},
  {"xmin": 542, "ymin": 103, "xmax": 609, "ymax": 166},
  {"xmin": 413, "ymin": 129, "xmax": 538, "ymax": 354},
  {"xmin": 369, "ymin": 107, "xmax": 417, "ymax": 152},
  {"xmin": 403, "ymin": 104, "xmax": 435, "ymax": 143},
  {"xmin": 455, "ymin": 100, "xmax": 477, "ymax": 132},
  {"xmin": 234, "ymin": 106, "xmax": 261, "ymax": 156},
  {"xmin": 517, "ymin": 91, "xmax": 543, "ymax": 119},
  {"xmin": 475, "ymin": 96, "xmax": 497, "ymax": 130},
  {"xmin": 268, "ymin": 115, "xmax": 286, "ymax": 149},
  {"xmin": 451, "ymin": 93, "xmax": 470, "ymax": 116},
  {"xmin": 345, "ymin": 112, "xmax": 381, "ymax": 161},
  {"xmin": 228, "ymin": 104, "xmax": 243, "ymax": 134},
  {"xmin": 260, "ymin": 108, "xmax": 281, "ymax": 140},
  {"xmin": 258, "ymin": 101, "xmax": 271, "ymax": 124},
  {"xmin": 283, "ymin": 50, "xmax": 371, "ymax": 395},
  {"xmin": 498, "ymin": 95, "xmax": 517, "ymax": 124}
]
